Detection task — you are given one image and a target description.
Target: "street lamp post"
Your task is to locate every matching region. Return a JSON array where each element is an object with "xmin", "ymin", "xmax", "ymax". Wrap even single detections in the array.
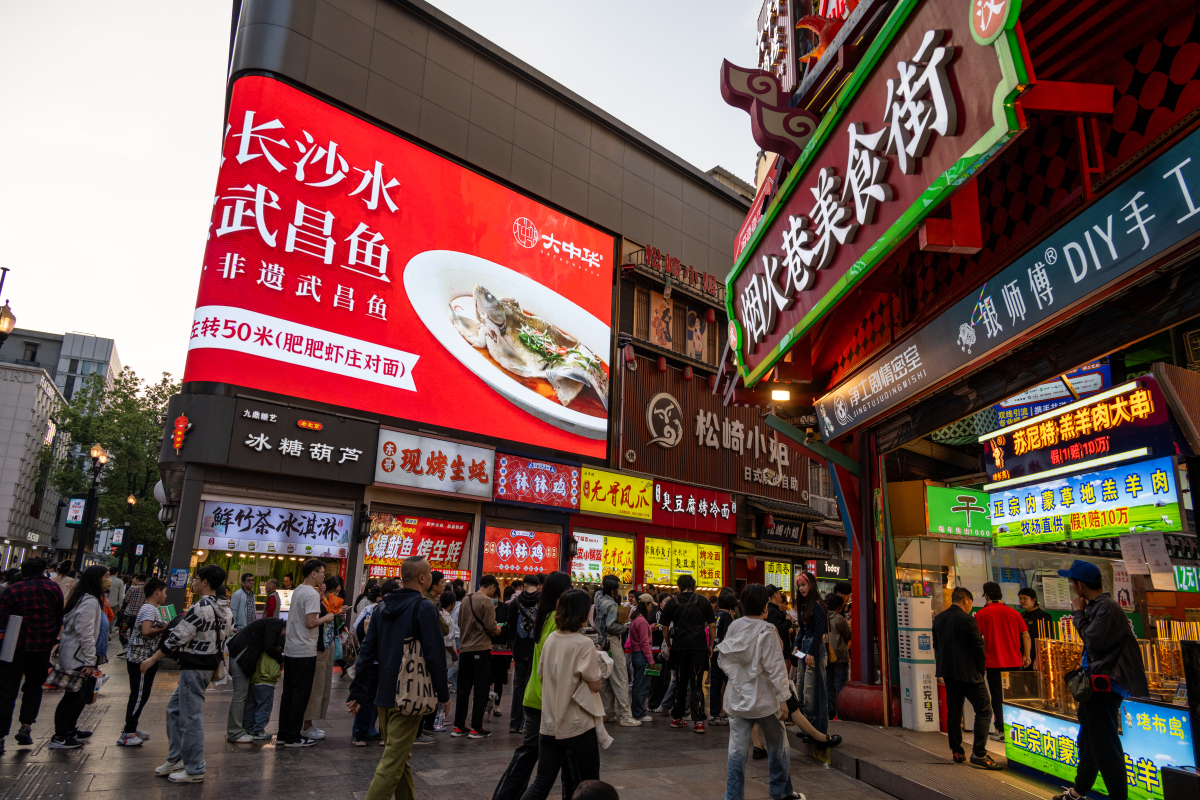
[
  {"xmin": 118, "ymin": 494, "xmax": 136, "ymax": 573},
  {"xmin": 0, "ymin": 267, "xmax": 16, "ymax": 345},
  {"xmin": 73, "ymin": 444, "xmax": 107, "ymax": 572}
]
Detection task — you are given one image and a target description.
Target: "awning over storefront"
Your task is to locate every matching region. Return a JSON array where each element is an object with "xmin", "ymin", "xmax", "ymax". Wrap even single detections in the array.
[
  {"xmin": 732, "ymin": 537, "xmax": 836, "ymax": 559},
  {"xmin": 1152, "ymin": 361, "xmax": 1200, "ymax": 454},
  {"xmin": 747, "ymin": 497, "xmax": 828, "ymax": 521}
]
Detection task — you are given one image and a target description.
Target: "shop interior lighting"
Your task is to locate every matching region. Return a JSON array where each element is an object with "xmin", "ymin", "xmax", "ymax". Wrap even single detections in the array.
[
  {"xmin": 977, "ymin": 380, "xmax": 1142, "ymax": 444},
  {"xmin": 982, "ymin": 447, "xmax": 1151, "ymax": 491},
  {"xmin": 771, "ymin": 389, "xmax": 791, "ymax": 402}
]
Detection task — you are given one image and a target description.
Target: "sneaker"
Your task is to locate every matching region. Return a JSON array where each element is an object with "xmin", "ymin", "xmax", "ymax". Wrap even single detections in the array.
[
  {"xmin": 1051, "ymin": 789, "xmax": 1084, "ymax": 800},
  {"xmin": 231, "ymin": 734, "xmax": 254, "ymax": 743},
  {"xmin": 414, "ymin": 733, "xmax": 435, "ymax": 745},
  {"xmin": 15, "ymin": 726, "xmax": 33, "ymax": 745},
  {"xmin": 638, "ymin": 715, "xmax": 653, "ymax": 723},
  {"xmin": 117, "ymin": 733, "xmax": 144, "ymax": 747},
  {"xmin": 253, "ymin": 731, "xmax": 271, "ymax": 740},
  {"xmin": 970, "ymin": 753, "xmax": 1003, "ymax": 770},
  {"xmin": 952, "ymin": 752, "xmax": 966, "ymax": 764},
  {"xmin": 136, "ymin": 730, "xmax": 150, "ymax": 740},
  {"xmin": 155, "ymin": 759, "xmax": 184, "ymax": 776},
  {"xmin": 468, "ymin": 729, "xmax": 491, "ymax": 739},
  {"xmin": 708, "ymin": 716, "xmax": 728, "ymax": 726},
  {"xmin": 493, "ymin": 708, "xmax": 503, "ymax": 717},
  {"xmin": 284, "ymin": 738, "xmax": 316, "ymax": 748},
  {"xmin": 753, "ymin": 746, "xmax": 768, "ymax": 760},
  {"xmin": 988, "ymin": 730, "xmax": 1005, "ymax": 742},
  {"xmin": 618, "ymin": 717, "xmax": 642, "ymax": 727},
  {"xmin": 434, "ymin": 724, "xmax": 449, "ymax": 732},
  {"xmin": 670, "ymin": 719, "xmax": 688, "ymax": 729},
  {"xmin": 72, "ymin": 729, "xmax": 93, "ymax": 739},
  {"xmin": 353, "ymin": 738, "xmax": 367, "ymax": 747},
  {"xmin": 450, "ymin": 727, "xmax": 468, "ymax": 737},
  {"xmin": 48, "ymin": 735, "xmax": 83, "ymax": 750},
  {"xmin": 168, "ymin": 771, "xmax": 205, "ymax": 783},
  {"xmin": 300, "ymin": 726, "xmax": 325, "ymax": 740},
  {"xmin": 694, "ymin": 722, "xmax": 706, "ymax": 734}
]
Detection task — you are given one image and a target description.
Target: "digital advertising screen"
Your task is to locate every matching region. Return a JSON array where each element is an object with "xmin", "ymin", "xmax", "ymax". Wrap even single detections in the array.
[{"xmin": 185, "ymin": 76, "xmax": 616, "ymax": 459}]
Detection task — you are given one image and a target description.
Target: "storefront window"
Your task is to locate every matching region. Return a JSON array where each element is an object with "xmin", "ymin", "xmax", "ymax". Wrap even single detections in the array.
[
  {"xmin": 642, "ymin": 537, "xmax": 724, "ymax": 593},
  {"xmin": 570, "ymin": 530, "xmax": 634, "ymax": 587},
  {"xmin": 363, "ymin": 512, "xmax": 469, "ymax": 580},
  {"xmin": 894, "ymin": 539, "xmax": 990, "ymax": 614}
]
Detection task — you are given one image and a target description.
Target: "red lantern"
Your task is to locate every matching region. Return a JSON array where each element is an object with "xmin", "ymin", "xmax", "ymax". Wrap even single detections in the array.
[
  {"xmin": 623, "ymin": 343, "xmax": 635, "ymax": 363},
  {"xmin": 747, "ymin": 556, "xmax": 757, "ymax": 571},
  {"xmin": 765, "ymin": 513, "xmax": 775, "ymax": 529},
  {"xmin": 657, "ymin": 356, "xmax": 667, "ymax": 373},
  {"xmin": 708, "ymin": 374, "xmax": 718, "ymax": 390},
  {"xmin": 706, "ymin": 308, "xmax": 716, "ymax": 324},
  {"xmin": 683, "ymin": 366, "xmax": 693, "ymax": 381}
]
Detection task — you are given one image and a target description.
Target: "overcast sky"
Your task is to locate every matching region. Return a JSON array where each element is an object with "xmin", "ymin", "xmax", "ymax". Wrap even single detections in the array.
[{"xmin": 0, "ymin": 1, "xmax": 758, "ymax": 384}]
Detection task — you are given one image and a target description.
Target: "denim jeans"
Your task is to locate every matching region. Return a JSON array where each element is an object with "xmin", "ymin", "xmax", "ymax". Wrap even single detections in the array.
[
  {"xmin": 166, "ymin": 669, "xmax": 213, "ymax": 775},
  {"xmin": 827, "ymin": 662, "xmax": 849, "ymax": 720},
  {"xmin": 226, "ymin": 657, "xmax": 249, "ymax": 741},
  {"xmin": 795, "ymin": 644, "xmax": 829, "ymax": 734},
  {"xmin": 245, "ymin": 684, "xmax": 276, "ymax": 734},
  {"xmin": 726, "ymin": 715, "xmax": 792, "ymax": 800},
  {"xmin": 510, "ymin": 659, "xmax": 532, "ymax": 732},
  {"xmin": 630, "ymin": 652, "xmax": 650, "ymax": 719},
  {"xmin": 353, "ymin": 666, "xmax": 379, "ymax": 739},
  {"xmin": 599, "ymin": 635, "xmax": 631, "ymax": 720}
]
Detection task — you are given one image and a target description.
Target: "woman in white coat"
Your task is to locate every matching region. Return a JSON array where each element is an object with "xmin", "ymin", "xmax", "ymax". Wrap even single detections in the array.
[{"xmin": 51, "ymin": 565, "xmax": 111, "ymax": 749}]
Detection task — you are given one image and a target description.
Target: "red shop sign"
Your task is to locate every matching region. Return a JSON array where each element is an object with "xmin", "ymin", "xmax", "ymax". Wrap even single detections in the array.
[
  {"xmin": 652, "ymin": 480, "xmax": 737, "ymax": 534},
  {"xmin": 494, "ymin": 453, "xmax": 580, "ymax": 510},
  {"xmin": 363, "ymin": 513, "xmax": 469, "ymax": 570},
  {"xmin": 482, "ymin": 526, "xmax": 561, "ymax": 574},
  {"xmin": 183, "ymin": 76, "xmax": 615, "ymax": 460}
]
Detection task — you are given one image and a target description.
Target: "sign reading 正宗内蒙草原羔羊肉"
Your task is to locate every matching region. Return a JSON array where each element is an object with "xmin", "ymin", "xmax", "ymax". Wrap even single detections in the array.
[{"xmin": 815, "ymin": 124, "xmax": 1200, "ymax": 441}]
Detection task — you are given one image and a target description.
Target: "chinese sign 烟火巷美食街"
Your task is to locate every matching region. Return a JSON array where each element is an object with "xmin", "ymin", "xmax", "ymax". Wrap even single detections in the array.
[
  {"xmin": 580, "ymin": 468, "xmax": 653, "ymax": 520},
  {"xmin": 817, "ymin": 123, "xmax": 1200, "ymax": 441},
  {"xmin": 198, "ymin": 499, "xmax": 351, "ymax": 557},
  {"xmin": 989, "ymin": 456, "xmax": 1180, "ymax": 547},
  {"xmin": 375, "ymin": 429, "xmax": 493, "ymax": 499},
  {"xmin": 926, "ymin": 486, "xmax": 992, "ymax": 538},
  {"xmin": 1003, "ymin": 699, "xmax": 1190, "ymax": 800},
  {"xmin": 363, "ymin": 513, "xmax": 468, "ymax": 570}
]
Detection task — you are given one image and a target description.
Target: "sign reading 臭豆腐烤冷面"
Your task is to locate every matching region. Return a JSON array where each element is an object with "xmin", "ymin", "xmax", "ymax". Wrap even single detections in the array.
[
  {"xmin": 989, "ymin": 456, "xmax": 1180, "ymax": 547},
  {"xmin": 197, "ymin": 499, "xmax": 351, "ymax": 557},
  {"xmin": 730, "ymin": 0, "xmax": 1031, "ymax": 388},
  {"xmin": 580, "ymin": 468, "xmax": 653, "ymax": 520},
  {"xmin": 816, "ymin": 120, "xmax": 1200, "ymax": 441},
  {"xmin": 363, "ymin": 513, "xmax": 468, "ymax": 571},
  {"xmin": 1003, "ymin": 699, "xmax": 1190, "ymax": 800},
  {"xmin": 926, "ymin": 486, "xmax": 992, "ymax": 538},
  {"xmin": 652, "ymin": 480, "xmax": 736, "ymax": 534},
  {"xmin": 493, "ymin": 453, "xmax": 579, "ymax": 510},
  {"xmin": 375, "ymin": 429, "xmax": 493, "ymax": 499},
  {"xmin": 981, "ymin": 377, "xmax": 1172, "ymax": 485}
]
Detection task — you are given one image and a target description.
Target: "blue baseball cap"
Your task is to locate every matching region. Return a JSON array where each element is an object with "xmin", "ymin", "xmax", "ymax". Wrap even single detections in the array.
[{"xmin": 1058, "ymin": 559, "xmax": 1101, "ymax": 583}]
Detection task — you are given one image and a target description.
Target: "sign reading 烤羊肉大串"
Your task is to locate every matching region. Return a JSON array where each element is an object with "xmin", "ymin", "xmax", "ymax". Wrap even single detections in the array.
[
  {"xmin": 926, "ymin": 486, "xmax": 991, "ymax": 538},
  {"xmin": 980, "ymin": 377, "xmax": 1174, "ymax": 486},
  {"xmin": 816, "ymin": 113, "xmax": 1200, "ymax": 440},
  {"xmin": 728, "ymin": 0, "xmax": 1030, "ymax": 387},
  {"xmin": 989, "ymin": 456, "xmax": 1181, "ymax": 547}
]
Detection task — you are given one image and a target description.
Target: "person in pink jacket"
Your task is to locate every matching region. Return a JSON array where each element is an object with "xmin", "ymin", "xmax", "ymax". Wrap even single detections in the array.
[{"xmin": 625, "ymin": 594, "xmax": 657, "ymax": 722}]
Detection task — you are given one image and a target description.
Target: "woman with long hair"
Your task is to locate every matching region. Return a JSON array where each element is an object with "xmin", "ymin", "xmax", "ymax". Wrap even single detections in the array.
[
  {"xmin": 51, "ymin": 565, "xmax": 111, "ymax": 749},
  {"xmin": 708, "ymin": 589, "xmax": 738, "ymax": 725},
  {"xmin": 493, "ymin": 571, "xmax": 574, "ymax": 800},
  {"xmin": 593, "ymin": 575, "xmax": 634, "ymax": 725},
  {"xmin": 793, "ymin": 570, "xmax": 830, "ymax": 735},
  {"xmin": 520, "ymin": 589, "xmax": 604, "ymax": 800},
  {"xmin": 626, "ymin": 594, "xmax": 655, "ymax": 721}
]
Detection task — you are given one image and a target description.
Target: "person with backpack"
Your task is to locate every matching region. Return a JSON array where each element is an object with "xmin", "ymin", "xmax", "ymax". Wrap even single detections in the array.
[
  {"xmin": 626, "ymin": 594, "xmax": 656, "ymax": 722},
  {"xmin": 660, "ymin": 575, "xmax": 716, "ymax": 733},
  {"xmin": 227, "ymin": 615, "xmax": 286, "ymax": 741},
  {"xmin": 118, "ymin": 576, "xmax": 168, "ymax": 746},
  {"xmin": 509, "ymin": 574, "xmax": 541, "ymax": 734},
  {"xmin": 594, "ymin": 575, "xmax": 638, "ymax": 727},
  {"xmin": 352, "ymin": 583, "xmax": 390, "ymax": 745},
  {"xmin": 453, "ymin": 576, "xmax": 502, "ymax": 738},
  {"xmin": 347, "ymin": 556, "xmax": 448, "ymax": 800}
]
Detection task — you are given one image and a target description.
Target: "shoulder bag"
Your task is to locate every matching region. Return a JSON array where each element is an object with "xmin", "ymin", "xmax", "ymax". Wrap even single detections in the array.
[
  {"xmin": 1064, "ymin": 651, "xmax": 1092, "ymax": 702},
  {"xmin": 396, "ymin": 601, "xmax": 438, "ymax": 715}
]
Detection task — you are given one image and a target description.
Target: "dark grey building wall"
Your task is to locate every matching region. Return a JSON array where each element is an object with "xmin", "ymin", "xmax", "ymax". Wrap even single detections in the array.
[{"xmin": 231, "ymin": 0, "xmax": 748, "ymax": 275}]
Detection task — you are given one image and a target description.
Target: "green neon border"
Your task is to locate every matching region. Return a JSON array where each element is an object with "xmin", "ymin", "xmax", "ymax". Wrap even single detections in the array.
[{"xmin": 726, "ymin": 0, "xmax": 1031, "ymax": 387}]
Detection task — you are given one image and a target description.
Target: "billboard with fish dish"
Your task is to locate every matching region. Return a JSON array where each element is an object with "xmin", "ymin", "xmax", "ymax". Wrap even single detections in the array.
[{"xmin": 183, "ymin": 76, "xmax": 615, "ymax": 459}]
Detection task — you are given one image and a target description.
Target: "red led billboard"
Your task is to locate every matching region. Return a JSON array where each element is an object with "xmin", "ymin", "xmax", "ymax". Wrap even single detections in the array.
[
  {"xmin": 185, "ymin": 76, "xmax": 615, "ymax": 458},
  {"xmin": 493, "ymin": 452, "xmax": 580, "ymax": 510},
  {"xmin": 482, "ymin": 526, "xmax": 561, "ymax": 574}
]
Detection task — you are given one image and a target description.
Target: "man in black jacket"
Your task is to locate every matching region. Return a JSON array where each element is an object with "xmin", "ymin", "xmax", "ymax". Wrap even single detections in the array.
[
  {"xmin": 348, "ymin": 556, "xmax": 449, "ymax": 800},
  {"xmin": 508, "ymin": 574, "xmax": 540, "ymax": 733},
  {"xmin": 1052, "ymin": 560, "xmax": 1148, "ymax": 800},
  {"xmin": 932, "ymin": 587, "xmax": 1000, "ymax": 769},
  {"xmin": 225, "ymin": 617, "xmax": 286, "ymax": 743}
]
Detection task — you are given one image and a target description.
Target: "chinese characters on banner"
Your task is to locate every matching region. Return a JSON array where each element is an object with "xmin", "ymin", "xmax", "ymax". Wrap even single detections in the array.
[
  {"xmin": 184, "ymin": 76, "xmax": 614, "ymax": 459},
  {"xmin": 764, "ymin": 561, "xmax": 793, "ymax": 593},
  {"xmin": 482, "ymin": 527, "xmax": 561, "ymax": 574},
  {"xmin": 198, "ymin": 499, "xmax": 351, "ymax": 557},
  {"xmin": 642, "ymin": 538, "xmax": 724, "ymax": 588},
  {"xmin": 989, "ymin": 456, "xmax": 1181, "ymax": 547},
  {"xmin": 569, "ymin": 531, "xmax": 635, "ymax": 584},
  {"xmin": 926, "ymin": 486, "xmax": 992, "ymax": 538},
  {"xmin": 652, "ymin": 480, "xmax": 736, "ymax": 534},
  {"xmin": 983, "ymin": 379, "xmax": 1171, "ymax": 485},
  {"xmin": 994, "ymin": 361, "xmax": 1111, "ymax": 428},
  {"xmin": 494, "ymin": 453, "xmax": 580, "ymax": 510},
  {"xmin": 580, "ymin": 468, "xmax": 653, "ymax": 520},
  {"xmin": 375, "ymin": 428, "xmax": 493, "ymax": 498},
  {"xmin": 362, "ymin": 513, "xmax": 468, "ymax": 570}
]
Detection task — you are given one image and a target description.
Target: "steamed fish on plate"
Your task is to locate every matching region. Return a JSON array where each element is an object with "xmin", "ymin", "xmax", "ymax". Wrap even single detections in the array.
[{"xmin": 450, "ymin": 284, "xmax": 609, "ymax": 416}]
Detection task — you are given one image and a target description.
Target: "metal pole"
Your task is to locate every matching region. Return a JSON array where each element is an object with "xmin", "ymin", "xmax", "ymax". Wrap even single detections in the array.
[{"xmin": 73, "ymin": 461, "xmax": 100, "ymax": 572}]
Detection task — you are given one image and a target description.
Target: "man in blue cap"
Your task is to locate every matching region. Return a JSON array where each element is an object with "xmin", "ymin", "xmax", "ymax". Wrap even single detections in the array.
[{"xmin": 1051, "ymin": 560, "xmax": 1148, "ymax": 800}]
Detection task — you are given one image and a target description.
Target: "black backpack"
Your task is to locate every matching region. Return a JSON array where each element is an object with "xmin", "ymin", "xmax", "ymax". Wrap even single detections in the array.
[
  {"xmin": 515, "ymin": 601, "xmax": 537, "ymax": 640},
  {"xmin": 672, "ymin": 593, "xmax": 707, "ymax": 643}
]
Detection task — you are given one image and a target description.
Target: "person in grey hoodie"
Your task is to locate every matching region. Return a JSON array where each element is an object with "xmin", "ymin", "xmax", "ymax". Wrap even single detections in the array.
[
  {"xmin": 716, "ymin": 584, "xmax": 802, "ymax": 800},
  {"xmin": 50, "ymin": 566, "xmax": 110, "ymax": 750},
  {"xmin": 593, "ymin": 576, "xmax": 637, "ymax": 726}
]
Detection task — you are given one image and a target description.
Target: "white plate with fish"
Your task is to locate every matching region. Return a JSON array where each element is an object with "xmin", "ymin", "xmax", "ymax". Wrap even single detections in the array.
[{"xmin": 404, "ymin": 251, "xmax": 610, "ymax": 440}]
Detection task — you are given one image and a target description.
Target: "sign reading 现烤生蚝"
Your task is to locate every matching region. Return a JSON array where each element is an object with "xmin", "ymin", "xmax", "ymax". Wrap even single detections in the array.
[
  {"xmin": 989, "ymin": 456, "xmax": 1181, "ymax": 547},
  {"xmin": 729, "ymin": 0, "xmax": 1030, "ymax": 387},
  {"xmin": 375, "ymin": 428, "xmax": 493, "ymax": 499},
  {"xmin": 817, "ymin": 117, "xmax": 1200, "ymax": 441},
  {"xmin": 493, "ymin": 453, "xmax": 580, "ymax": 510},
  {"xmin": 926, "ymin": 486, "xmax": 991, "ymax": 538},
  {"xmin": 981, "ymin": 378, "xmax": 1173, "ymax": 485},
  {"xmin": 580, "ymin": 468, "xmax": 653, "ymax": 520},
  {"xmin": 197, "ymin": 499, "xmax": 351, "ymax": 557},
  {"xmin": 183, "ymin": 76, "xmax": 615, "ymax": 460},
  {"xmin": 362, "ymin": 514, "xmax": 468, "ymax": 571},
  {"xmin": 1003, "ymin": 699, "xmax": 1190, "ymax": 800}
]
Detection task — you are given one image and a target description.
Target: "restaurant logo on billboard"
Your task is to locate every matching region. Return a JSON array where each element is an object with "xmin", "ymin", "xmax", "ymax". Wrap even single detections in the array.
[
  {"xmin": 646, "ymin": 392, "xmax": 684, "ymax": 448},
  {"xmin": 926, "ymin": 486, "xmax": 992, "ymax": 538},
  {"xmin": 375, "ymin": 428, "xmax": 493, "ymax": 499},
  {"xmin": 184, "ymin": 76, "xmax": 615, "ymax": 460},
  {"xmin": 494, "ymin": 453, "xmax": 579, "ymax": 510}
]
